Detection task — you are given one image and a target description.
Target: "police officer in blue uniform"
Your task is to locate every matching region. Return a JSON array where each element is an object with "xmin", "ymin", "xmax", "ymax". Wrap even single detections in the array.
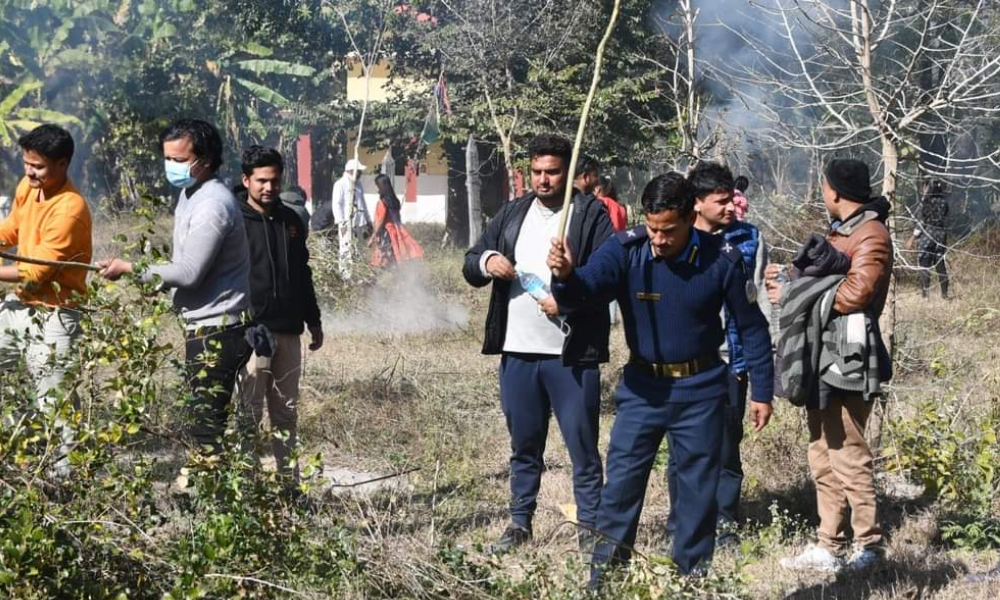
[{"xmin": 547, "ymin": 172, "xmax": 774, "ymax": 579}]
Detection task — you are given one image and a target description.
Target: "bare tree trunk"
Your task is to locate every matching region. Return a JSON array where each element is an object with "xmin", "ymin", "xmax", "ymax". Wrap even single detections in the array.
[
  {"xmin": 880, "ymin": 135, "xmax": 899, "ymax": 369},
  {"xmin": 466, "ymin": 135, "xmax": 483, "ymax": 246}
]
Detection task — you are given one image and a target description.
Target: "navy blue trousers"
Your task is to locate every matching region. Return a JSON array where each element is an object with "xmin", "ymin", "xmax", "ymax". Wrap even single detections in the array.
[
  {"xmin": 667, "ymin": 371, "xmax": 748, "ymax": 533},
  {"xmin": 592, "ymin": 375, "xmax": 723, "ymax": 575},
  {"xmin": 499, "ymin": 353, "xmax": 602, "ymax": 529}
]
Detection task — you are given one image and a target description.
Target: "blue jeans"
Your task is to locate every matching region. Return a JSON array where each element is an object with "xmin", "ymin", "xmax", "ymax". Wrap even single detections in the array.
[{"xmin": 499, "ymin": 353, "xmax": 603, "ymax": 529}]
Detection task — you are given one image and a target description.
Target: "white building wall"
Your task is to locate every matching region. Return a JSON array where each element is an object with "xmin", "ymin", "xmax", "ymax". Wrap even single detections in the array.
[{"xmin": 359, "ymin": 174, "xmax": 446, "ymax": 225}]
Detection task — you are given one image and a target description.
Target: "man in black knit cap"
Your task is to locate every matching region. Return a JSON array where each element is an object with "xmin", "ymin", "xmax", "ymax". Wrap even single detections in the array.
[{"xmin": 768, "ymin": 158, "xmax": 893, "ymax": 573}]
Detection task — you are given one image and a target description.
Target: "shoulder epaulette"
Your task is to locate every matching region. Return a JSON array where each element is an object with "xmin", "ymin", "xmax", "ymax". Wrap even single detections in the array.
[
  {"xmin": 616, "ymin": 225, "xmax": 648, "ymax": 245},
  {"xmin": 717, "ymin": 237, "xmax": 744, "ymax": 263}
]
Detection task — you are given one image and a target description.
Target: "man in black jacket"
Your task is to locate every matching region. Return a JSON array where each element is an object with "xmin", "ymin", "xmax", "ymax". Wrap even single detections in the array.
[
  {"xmin": 236, "ymin": 146, "xmax": 323, "ymax": 485},
  {"xmin": 463, "ymin": 134, "xmax": 615, "ymax": 554}
]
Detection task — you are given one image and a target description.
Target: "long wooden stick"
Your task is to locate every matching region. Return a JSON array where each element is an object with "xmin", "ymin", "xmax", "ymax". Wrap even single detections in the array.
[
  {"xmin": 555, "ymin": 0, "xmax": 623, "ymax": 240},
  {"xmin": 0, "ymin": 250, "xmax": 100, "ymax": 272}
]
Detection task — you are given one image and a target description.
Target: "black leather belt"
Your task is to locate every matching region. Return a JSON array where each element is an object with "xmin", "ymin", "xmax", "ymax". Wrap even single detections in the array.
[{"xmin": 628, "ymin": 355, "xmax": 721, "ymax": 379}]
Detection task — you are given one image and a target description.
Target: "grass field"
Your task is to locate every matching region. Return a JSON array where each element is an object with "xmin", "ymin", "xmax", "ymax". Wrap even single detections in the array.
[
  {"xmin": 279, "ymin": 225, "xmax": 1000, "ymax": 598},
  {"xmin": 7, "ymin": 217, "xmax": 998, "ymax": 599}
]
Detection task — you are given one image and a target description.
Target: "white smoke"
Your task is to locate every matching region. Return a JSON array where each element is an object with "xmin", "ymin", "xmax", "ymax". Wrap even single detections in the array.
[{"xmin": 322, "ymin": 261, "xmax": 469, "ymax": 336}]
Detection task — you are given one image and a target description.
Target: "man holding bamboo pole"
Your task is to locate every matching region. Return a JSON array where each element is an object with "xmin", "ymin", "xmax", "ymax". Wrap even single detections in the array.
[
  {"xmin": 463, "ymin": 134, "xmax": 614, "ymax": 555},
  {"xmin": 548, "ymin": 172, "xmax": 774, "ymax": 579},
  {"xmin": 0, "ymin": 124, "xmax": 92, "ymax": 406}
]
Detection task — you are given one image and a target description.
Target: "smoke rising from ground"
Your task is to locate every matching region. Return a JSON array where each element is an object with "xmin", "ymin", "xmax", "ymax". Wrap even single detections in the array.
[{"xmin": 322, "ymin": 262, "xmax": 469, "ymax": 337}]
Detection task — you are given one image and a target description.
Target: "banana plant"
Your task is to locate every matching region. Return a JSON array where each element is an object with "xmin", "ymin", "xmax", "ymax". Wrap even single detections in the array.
[
  {"xmin": 0, "ymin": 1, "xmax": 109, "ymax": 147},
  {"xmin": 206, "ymin": 44, "xmax": 319, "ymax": 141}
]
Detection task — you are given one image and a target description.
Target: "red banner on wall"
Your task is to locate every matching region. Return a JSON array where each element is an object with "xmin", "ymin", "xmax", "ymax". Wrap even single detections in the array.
[
  {"xmin": 405, "ymin": 158, "xmax": 418, "ymax": 202},
  {"xmin": 296, "ymin": 134, "xmax": 313, "ymax": 201}
]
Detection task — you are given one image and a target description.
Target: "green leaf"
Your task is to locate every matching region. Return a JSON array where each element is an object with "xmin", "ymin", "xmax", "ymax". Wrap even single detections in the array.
[
  {"xmin": 0, "ymin": 79, "xmax": 42, "ymax": 116},
  {"xmin": 5, "ymin": 119, "xmax": 43, "ymax": 133},
  {"xmin": 233, "ymin": 77, "xmax": 292, "ymax": 108},
  {"xmin": 152, "ymin": 21, "xmax": 177, "ymax": 41},
  {"xmin": 14, "ymin": 108, "xmax": 84, "ymax": 127},
  {"xmin": 235, "ymin": 59, "xmax": 315, "ymax": 78},
  {"xmin": 243, "ymin": 42, "xmax": 274, "ymax": 57},
  {"xmin": 52, "ymin": 48, "xmax": 101, "ymax": 69}
]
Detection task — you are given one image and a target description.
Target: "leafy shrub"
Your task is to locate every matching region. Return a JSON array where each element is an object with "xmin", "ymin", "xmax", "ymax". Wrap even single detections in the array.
[{"xmin": 887, "ymin": 401, "xmax": 1000, "ymax": 548}]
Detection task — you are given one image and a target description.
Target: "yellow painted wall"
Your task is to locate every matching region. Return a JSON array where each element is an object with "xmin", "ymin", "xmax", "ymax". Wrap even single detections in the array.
[
  {"xmin": 346, "ymin": 57, "xmax": 428, "ymax": 102},
  {"xmin": 344, "ymin": 132, "xmax": 448, "ymax": 176},
  {"xmin": 344, "ymin": 57, "xmax": 448, "ymax": 176}
]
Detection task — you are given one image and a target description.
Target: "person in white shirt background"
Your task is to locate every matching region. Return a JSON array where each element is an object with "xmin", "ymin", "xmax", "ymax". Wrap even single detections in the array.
[{"xmin": 331, "ymin": 158, "xmax": 372, "ymax": 278}]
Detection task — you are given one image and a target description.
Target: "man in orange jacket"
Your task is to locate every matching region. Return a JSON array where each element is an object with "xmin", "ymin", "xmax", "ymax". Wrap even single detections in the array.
[{"xmin": 0, "ymin": 124, "xmax": 93, "ymax": 405}]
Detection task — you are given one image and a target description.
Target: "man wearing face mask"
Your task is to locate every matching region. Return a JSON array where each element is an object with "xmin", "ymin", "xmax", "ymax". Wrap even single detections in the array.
[
  {"xmin": 463, "ymin": 133, "xmax": 614, "ymax": 556},
  {"xmin": 98, "ymin": 119, "xmax": 251, "ymax": 458}
]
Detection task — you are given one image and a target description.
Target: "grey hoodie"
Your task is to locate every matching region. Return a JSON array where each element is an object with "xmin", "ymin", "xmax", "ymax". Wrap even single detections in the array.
[{"xmin": 143, "ymin": 178, "xmax": 250, "ymax": 328}]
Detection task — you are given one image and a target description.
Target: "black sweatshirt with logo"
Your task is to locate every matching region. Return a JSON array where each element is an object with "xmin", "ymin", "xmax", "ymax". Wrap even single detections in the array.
[{"xmin": 236, "ymin": 186, "xmax": 322, "ymax": 334}]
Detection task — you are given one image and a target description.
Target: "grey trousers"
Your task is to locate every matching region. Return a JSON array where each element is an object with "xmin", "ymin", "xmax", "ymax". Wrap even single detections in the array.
[{"xmin": 0, "ymin": 294, "xmax": 80, "ymax": 407}]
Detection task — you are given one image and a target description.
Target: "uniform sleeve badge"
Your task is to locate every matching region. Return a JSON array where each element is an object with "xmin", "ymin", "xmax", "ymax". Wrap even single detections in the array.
[{"xmin": 616, "ymin": 225, "xmax": 647, "ymax": 245}]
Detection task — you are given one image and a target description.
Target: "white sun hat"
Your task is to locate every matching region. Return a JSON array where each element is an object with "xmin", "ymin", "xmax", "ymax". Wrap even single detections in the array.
[{"xmin": 344, "ymin": 158, "xmax": 367, "ymax": 172}]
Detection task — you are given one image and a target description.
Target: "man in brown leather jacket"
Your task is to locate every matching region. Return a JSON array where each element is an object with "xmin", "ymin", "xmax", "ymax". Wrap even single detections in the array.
[{"xmin": 766, "ymin": 159, "xmax": 893, "ymax": 573}]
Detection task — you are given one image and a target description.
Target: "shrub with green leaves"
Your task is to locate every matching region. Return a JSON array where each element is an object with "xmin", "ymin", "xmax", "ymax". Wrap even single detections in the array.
[{"xmin": 887, "ymin": 400, "xmax": 1000, "ymax": 549}]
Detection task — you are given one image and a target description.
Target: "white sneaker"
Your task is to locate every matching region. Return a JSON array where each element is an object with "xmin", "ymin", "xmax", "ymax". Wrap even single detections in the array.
[
  {"xmin": 844, "ymin": 547, "xmax": 882, "ymax": 571},
  {"xmin": 779, "ymin": 544, "xmax": 844, "ymax": 572}
]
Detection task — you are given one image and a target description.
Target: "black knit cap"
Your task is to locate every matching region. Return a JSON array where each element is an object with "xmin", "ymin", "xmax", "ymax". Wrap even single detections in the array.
[{"xmin": 824, "ymin": 159, "xmax": 871, "ymax": 202}]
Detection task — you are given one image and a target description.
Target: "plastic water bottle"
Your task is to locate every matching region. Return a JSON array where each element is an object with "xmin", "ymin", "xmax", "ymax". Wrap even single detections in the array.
[
  {"xmin": 517, "ymin": 270, "xmax": 550, "ymax": 301},
  {"xmin": 517, "ymin": 270, "xmax": 570, "ymax": 335}
]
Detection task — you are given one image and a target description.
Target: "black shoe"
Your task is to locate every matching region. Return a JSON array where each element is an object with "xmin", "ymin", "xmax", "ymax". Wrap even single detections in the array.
[
  {"xmin": 687, "ymin": 561, "xmax": 711, "ymax": 579},
  {"xmin": 485, "ymin": 524, "xmax": 532, "ymax": 556}
]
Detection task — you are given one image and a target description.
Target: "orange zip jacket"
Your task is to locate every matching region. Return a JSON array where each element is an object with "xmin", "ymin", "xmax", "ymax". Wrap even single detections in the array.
[{"xmin": 0, "ymin": 177, "xmax": 93, "ymax": 307}]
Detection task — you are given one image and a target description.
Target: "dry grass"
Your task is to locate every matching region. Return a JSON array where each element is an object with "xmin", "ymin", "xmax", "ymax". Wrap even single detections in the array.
[
  {"xmin": 295, "ymin": 230, "xmax": 1000, "ymax": 598},
  {"xmin": 86, "ymin": 216, "xmax": 1000, "ymax": 598}
]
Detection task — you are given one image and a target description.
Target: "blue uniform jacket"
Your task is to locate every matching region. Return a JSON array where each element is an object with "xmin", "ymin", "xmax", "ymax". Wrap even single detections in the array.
[{"xmin": 553, "ymin": 225, "xmax": 774, "ymax": 403}]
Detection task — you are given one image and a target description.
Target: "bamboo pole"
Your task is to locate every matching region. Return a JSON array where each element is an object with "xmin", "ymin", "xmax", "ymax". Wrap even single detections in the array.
[
  {"xmin": 555, "ymin": 0, "xmax": 623, "ymax": 240},
  {"xmin": 0, "ymin": 250, "xmax": 100, "ymax": 272}
]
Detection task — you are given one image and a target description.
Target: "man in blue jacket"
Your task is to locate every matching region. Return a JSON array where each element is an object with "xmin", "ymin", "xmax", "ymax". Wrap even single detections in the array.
[
  {"xmin": 665, "ymin": 161, "xmax": 772, "ymax": 545},
  {"xmin": 463, "ymin": 133, "xmax": 614, "ymax": 555},
  {"xmin": 548, "ymin": 172, "xmax": 773, "ymax": 579}
]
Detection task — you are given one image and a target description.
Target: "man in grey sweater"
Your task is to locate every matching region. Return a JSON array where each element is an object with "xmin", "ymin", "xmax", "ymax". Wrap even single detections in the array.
[{"xmin": 98, "ymin": 119, "xmax": 251, "ymax": 456}]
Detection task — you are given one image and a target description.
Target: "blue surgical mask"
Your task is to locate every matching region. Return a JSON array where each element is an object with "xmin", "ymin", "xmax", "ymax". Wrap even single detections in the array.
[{"xmin": 165, "ymin": 159, "xmax": 199, "ymax": 188}]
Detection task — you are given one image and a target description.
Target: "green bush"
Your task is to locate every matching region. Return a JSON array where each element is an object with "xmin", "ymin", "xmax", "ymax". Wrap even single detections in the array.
[{"xmin": 887, "ymin": 401, "xmax": 1000, "ymax": 548}]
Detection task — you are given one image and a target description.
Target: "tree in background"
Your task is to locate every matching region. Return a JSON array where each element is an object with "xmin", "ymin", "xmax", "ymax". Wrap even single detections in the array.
[
  {"xmin": 0, "ymin": 0, "xmax": 361, "ymax": 209},
  {"xmin": 369, "ymin": 0, "xmax": 676, "ymax": 202}
]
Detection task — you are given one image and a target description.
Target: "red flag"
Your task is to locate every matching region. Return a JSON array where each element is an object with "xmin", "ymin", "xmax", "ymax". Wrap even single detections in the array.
[{"xmin": 435, "ymin": 72, "xmax": 452, "ymax": 115}]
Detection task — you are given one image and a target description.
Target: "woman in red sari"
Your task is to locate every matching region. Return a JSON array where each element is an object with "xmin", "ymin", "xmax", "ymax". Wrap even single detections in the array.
[{"xmin": 368, "ymin": 174, "xmax": 424, "ymax": 266}]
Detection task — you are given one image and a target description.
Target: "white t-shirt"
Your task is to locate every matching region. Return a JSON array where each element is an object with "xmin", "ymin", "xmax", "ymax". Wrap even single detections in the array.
[{"xmin": 502, "ymin": 201, "xmax": 572, "ymax": 355}]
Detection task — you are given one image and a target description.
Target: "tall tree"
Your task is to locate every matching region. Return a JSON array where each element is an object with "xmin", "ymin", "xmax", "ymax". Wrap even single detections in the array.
[{"xmin": 372, "ymin": 0, "xmax": 677, "ymax": 200}]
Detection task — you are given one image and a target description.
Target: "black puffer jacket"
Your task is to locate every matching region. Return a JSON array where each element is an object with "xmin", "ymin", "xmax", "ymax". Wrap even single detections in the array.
[
  {"xmin": 463, "ymin": 191, "xmax": 614, "ymax": 365},
  {"xmin": 236, "ymin": 186, "xmax": 322, "ymax": 334}
]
